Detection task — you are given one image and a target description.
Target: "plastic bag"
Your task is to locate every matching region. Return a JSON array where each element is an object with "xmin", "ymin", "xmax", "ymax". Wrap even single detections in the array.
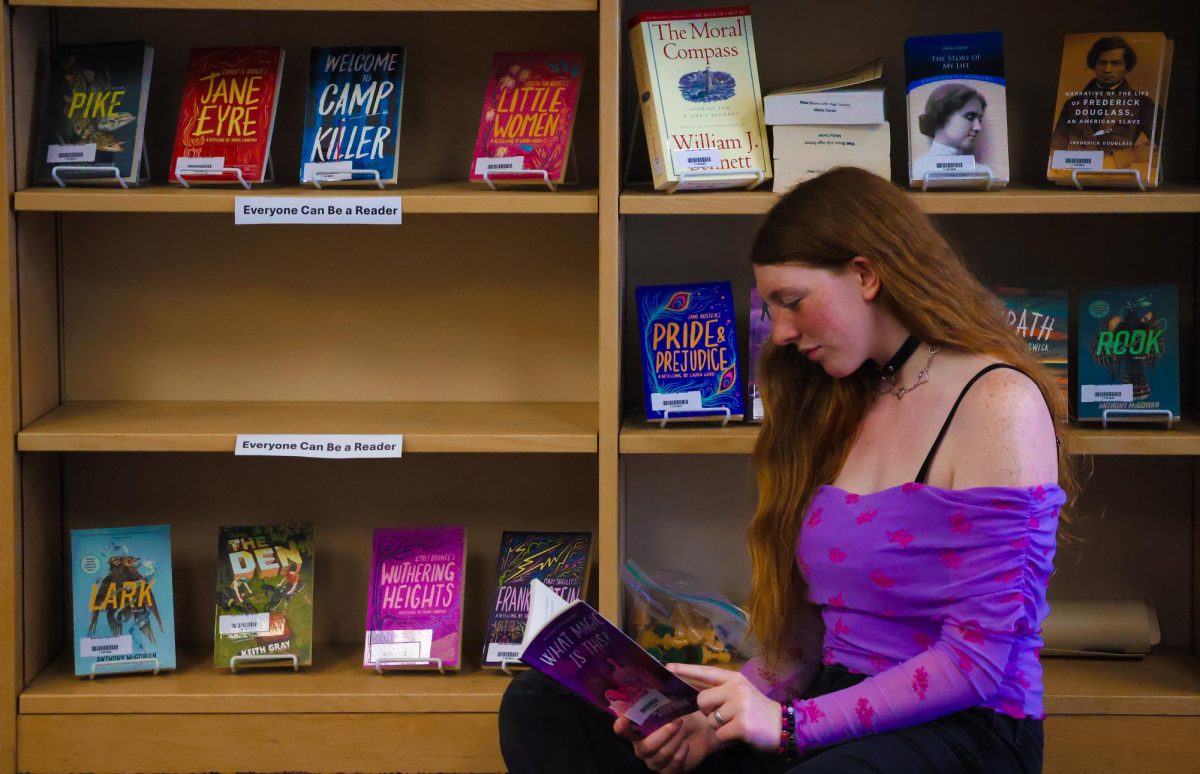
[{"xmin": 623, "ymin": 559, "xmax": 749, "ymax": 665}]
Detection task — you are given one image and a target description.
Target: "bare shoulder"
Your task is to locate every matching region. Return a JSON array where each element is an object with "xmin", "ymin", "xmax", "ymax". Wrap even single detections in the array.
[{"xmin": 947, "ymin": 363, "xmax": 1058, "ymax": 489}]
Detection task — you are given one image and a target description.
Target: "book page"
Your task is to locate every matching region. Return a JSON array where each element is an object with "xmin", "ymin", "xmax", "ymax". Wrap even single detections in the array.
[{"xmin": 518, "ymin": 579, "xmax": 572, "ymax": 656}]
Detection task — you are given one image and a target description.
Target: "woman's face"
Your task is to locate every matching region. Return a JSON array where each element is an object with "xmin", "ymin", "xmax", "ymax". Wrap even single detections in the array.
[
  {"xmin": 934, "ymin": 97, "xmax": 984, "ymax": 152},
  {"xmin": 753, "ymin": 260, "xmax": 877, "ymax": 378}
]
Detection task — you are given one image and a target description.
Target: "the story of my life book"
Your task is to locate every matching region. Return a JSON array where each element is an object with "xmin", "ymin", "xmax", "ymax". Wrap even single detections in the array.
[{"xmin": 517, "ymin": 579, "xmax": 699, "ymax": 734}]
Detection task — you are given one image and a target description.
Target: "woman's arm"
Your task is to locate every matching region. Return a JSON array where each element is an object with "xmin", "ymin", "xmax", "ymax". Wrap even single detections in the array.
[{"xmin": 739, "ymin": 600, "xmax": 824, "ymax": 701}]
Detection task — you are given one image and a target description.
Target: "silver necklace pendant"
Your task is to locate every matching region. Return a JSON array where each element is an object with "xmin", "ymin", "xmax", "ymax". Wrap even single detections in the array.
[{"xmin": 874, "ymin": 345, "xmax": 940, "ymax": 400}]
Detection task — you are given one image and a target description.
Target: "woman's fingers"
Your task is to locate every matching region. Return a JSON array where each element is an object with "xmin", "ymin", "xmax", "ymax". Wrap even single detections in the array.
[{"xmin": 644, "ymin": 722, "xmax": 687, "ymax": 770}]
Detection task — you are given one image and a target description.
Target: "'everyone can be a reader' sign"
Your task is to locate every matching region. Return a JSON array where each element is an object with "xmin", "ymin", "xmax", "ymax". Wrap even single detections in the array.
[
  {"xmin": 235, "ymin": 434, "xmax": 404, "ymax": 459},
  {"xmin": 234, "ymin": 196, "xmax": 402, "ymax": 225}
]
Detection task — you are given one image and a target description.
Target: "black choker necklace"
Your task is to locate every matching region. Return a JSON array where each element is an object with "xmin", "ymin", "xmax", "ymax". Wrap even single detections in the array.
[{"xmin": 873, "ymin": 335, "xmax": 920, "ymax": 378}]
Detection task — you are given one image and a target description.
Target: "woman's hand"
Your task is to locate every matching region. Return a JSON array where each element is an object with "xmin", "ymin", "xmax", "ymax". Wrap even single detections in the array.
[
  {"xmin": 667, "ymin": 663, "xmax": 783, "ymax": 753},
  {"xmin": 613, "ymin": 710, "xmax": 718, "ymax": 773}
]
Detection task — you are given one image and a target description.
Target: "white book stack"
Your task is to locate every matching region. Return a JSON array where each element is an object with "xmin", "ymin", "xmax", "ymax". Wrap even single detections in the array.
[{"xmin": 765, "ymin": 58, "xmax": 891, "ymax": 192}]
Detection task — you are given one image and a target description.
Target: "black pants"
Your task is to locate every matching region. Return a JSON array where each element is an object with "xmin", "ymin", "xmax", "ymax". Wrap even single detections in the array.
[{"xmin": 498, "ymin": 664, "xmax": 1044, "ymax": 773}]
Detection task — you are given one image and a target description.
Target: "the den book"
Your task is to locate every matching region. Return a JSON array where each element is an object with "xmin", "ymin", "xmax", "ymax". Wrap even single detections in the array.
[
  {"xmin": 482, "ymin": 531, "xmax": 593, "ymax": 669},
  {"xmin": 364, "ymin": 526, "xmax": 466, "ymax": 670},
  {"xmin": 71, "ymin": 525, "xmax": 176, "ymax": 677},
  {"xmin": 214, "ymin": 523, "xmax": 314, "ymax": 668},
  {"xmin": 519, "ymin": 579, "xmax": 699, "ymax": 734},
  {"xmin": 36, "ymin": 41, "xmax": 154, "ymax": 185}
]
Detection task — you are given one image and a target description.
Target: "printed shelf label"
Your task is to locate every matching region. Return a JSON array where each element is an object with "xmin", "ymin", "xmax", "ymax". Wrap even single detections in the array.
[
  {"xmin": 1052, "ymin": 150, "xmax": 1103, "ymax": 171},
  {"xmin": 1081, "ymin": 384, "xmax": 1134, "ymax": 403},
  {"xmin": 80, "ymin": 635, "xmax": 133, "ymax": 657},
  {"xmin": 219, "ymin": 612, "xmax": 271, "ymax": 635},
  {"xmin": 651, "ymin": 391, "xmax": 703, "ymax": 413},
  {"xmin": 671, "ymin": 148, "xmax": 720, "ymax": 170},
  {"xmin": 474, "ymin": 156, "xmax": 525, "ymax": 175},
  {"xmin": 235, "ymin": 434, "xmax": 404, "ymax": 458},
  {"xmin": 234, "ymin": 197, "xmax": 403, "ymax": 225},
  {"xmin": 47, "ymin": 143, "xmax": 97, "ymax": 164}
]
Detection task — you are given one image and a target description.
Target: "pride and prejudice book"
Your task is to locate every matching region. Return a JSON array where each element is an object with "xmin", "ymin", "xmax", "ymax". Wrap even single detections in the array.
[
  {"xmin": 637, "ymin": 281, "xmax": 743, "ymax": 422},
  {"xmin": 214, "ymin": 523, "xmax": 314, "ymax": 668},
  {"xmin": 482, "ymin": 531, "xmax": 593, "ymax": 669},
  {"xmin": 170, "ymin": 47, "xmax": 284, "ymax": 185},
  {"xmin": 520, "ymin": 579, "xmax": 699, "ymax": 734},
  {"xmin": 364, "ymin": 526, "xmax": 466, "ymax": 671},
  {"xmin": 1077, "ymin": 285, "xmax": 1179, "ymax": 423},
  {"xmin": 35, "ymin": 41, "xmax": 154, "ymax": 185},
  {"xmin": 628, "ymin": 6, "xmax": 771, "ymax": 191},
  {"xmin": 300, "ymin": 46, "xmax": 406, "ymax": 185},
  {"xmin": 470, "ymin": 53, "xmax": 584, "ymax": 185},
  {"xmin": 71, "ymin": 525, "xmax": 175, "ymax": 676},
  {"xmin": 994, "ymin": 285, "xmax": 1069, "ymax": 400}
]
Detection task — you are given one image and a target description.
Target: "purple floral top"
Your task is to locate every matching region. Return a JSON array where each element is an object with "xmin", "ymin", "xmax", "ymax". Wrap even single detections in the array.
[{"xmin": 741, "ymin": 481, "xmax": 1063, "ymax": 752}]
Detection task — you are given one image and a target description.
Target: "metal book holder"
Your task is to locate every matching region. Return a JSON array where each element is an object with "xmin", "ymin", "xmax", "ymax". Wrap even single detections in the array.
[
  {"xmin": 919, "ymin": 169, "xmax": 995, "ymax": 192},
  {"xmin": 176, "ymin": 155, "xmax": 274, "ymax": 191},
  {"xmin": 623, "ymin": 110, "xmax": 765, "ymax": 193},
  {"xmin": 373, "ymin": 656, "xmax": 445, "ymax": 675},
  {"xmin": 88, "ymin": 656, "xmax": 161, "ymax": 679},
  {"xmin": 480, "ymin": 144, "xmax": 578, "ymax": 192},
  {"xmin": 1071, "ymin": 168, "xmax": 1147, "ymax": 192},
  {"xmin": 228, "ymin": 652, "xmax": 299, "ymax": 673},
  {"xmin": 1100, "ymin": 408, "xmax": 1176, "ymax": 429},
  {"xmin": 658, "ymin": 406, "xmax": 732, "ymax": 429},
  {"xmin": 500, "ymin": 658, "xmax": 522, "ymax": 676},
  {"xmin": 50, "ymin": 144, "xmax": 150, "ymax": 190},
  {"xmin": 306, "ymin": 168, "xmax": 386, "ymax": 190}
]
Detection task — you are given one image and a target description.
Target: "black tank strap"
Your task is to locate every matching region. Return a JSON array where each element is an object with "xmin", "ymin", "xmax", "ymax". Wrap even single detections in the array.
[{"xmin": 914, "ymin": 363, "xmax": 1024, "ymax": 485}]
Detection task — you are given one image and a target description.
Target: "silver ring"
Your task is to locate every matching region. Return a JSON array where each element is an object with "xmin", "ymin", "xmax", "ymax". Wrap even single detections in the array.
[{"xmin": 714, "ymin": 709, "xmax": 727, "ymax": 726}]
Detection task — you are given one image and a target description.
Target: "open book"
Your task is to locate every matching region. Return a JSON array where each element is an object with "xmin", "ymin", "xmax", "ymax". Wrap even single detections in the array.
[{"xmin": 518, "ymin": 579, "xmax": 699, "ymax": 734}]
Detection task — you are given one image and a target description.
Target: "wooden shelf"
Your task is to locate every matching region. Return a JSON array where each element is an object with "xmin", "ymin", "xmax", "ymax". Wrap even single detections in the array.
[
  {"xmin": 9, "ymin": 0, "xmax": 595, "ymax": 10},
  {"xmin": 20, "ymin": 642, "xmax": 512, "ymax": 715},
  {"xmin": 620, "ymin": 183, "xmax": 1200, "ymax": 216},
  {"xmin": 14, "ymin": 181, "xmax": 599, "ymax": 215},
  {"xmin": 619, "ymin": 416, "xmax": 1200, "ymax": 456},
  {"xmin": 19, "ymin": 401, "xmax": 598, "ymax": 453},
  {"xmin": 1043, "ymin": 649, "xmax": 1200, "ymax": 716}
]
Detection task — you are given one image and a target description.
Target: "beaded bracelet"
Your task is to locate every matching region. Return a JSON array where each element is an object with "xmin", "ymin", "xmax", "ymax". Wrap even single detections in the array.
[{"xmin": 777, "ymin": 702, "xmax": 797, "ymax": 759}]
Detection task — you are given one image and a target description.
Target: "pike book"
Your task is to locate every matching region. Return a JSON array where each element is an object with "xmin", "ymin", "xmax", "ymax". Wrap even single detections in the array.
[
  {"xmin": 71, "ymin": 525, "xmax": 175, "ymax": 677},
  {"xmin": 214, "ymin": 523, "xmax": 314, "ymax": 668},
  {"xmin": 35, "ymin": 41, "xmax": 154, "ymax": 185},
  {"xmin": 300, "ymin": 47, "xmax": 406, "ymax": 185},
  {"xmin": 482, "ymin": 531, "xmax": 593, "ymax": 669},
  {"xmin": 748, "ymin": 285, "xmax": 771, "ymax": 422},
  {"xmin": 520, "ymin": 579, "xmax": 699, "ymax": 734},
  {"xmin": 637, "ymin": 281, "xmax": 743, "ymax": 422},
  {"xmin": 994, "ymin": 286, "xmax": 1069, "ymax": 400},
  {"xmin": 470, "ymin": 53, "xmax": 584, "ymax": 185},
  {"xmin": 170, "ymin": 47, "xmax": 284, "ymax": 185},
  {"xmin": 905, "ymin": 32, "xmax": 1009, "ymax": 188},
  {"xmin": 1047, "ymin": 32, "xmax": 1171, "ymax": 188},
  {"xmin": 1077, "ymin": 284, "xmax": 1179, "ymax": 423},
  {"xmin": 364, "ymin": 526, "xmax": 466, "ymax": 671},
  {"xmin": 628, "ymin": 6, "xmax": 771, "ymax": 191}
]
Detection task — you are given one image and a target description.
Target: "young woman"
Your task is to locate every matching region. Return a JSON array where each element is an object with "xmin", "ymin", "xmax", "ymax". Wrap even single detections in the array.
[{"xmin": 499, "ymin": 167, "xmax": 1074, "ymax": 773}]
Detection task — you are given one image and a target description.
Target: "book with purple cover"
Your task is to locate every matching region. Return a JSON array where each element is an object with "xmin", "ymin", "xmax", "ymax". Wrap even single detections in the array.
[
  {"xmin": 363, "ymin": 526, "xmax": 466, "ymax": 670},
  {"xmin": 748, "ymin": 286, "xmax": 771, "ymax": 422},
  {"xmin": 482, "ymin": 531, "xmax": 593, "ymax": 669},
  {"xmin": 519, "ymin": 580, "xmax": 699, "ymax": 734}
]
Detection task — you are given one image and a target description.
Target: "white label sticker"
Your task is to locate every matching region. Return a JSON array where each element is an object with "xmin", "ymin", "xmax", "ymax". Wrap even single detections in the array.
[
  {"xmin": 219, "ymin": 613, "xmax": 271, "ymax": 635},
  {"xmin": 369, "ymin": 630, "xmax": 433, "ymax": 664},
  {"xmin": 474, "ymin": 156, "xmax": 525, "ymax": 175},
  {"xmin": 235, "ymin": 434, "xmax": 404, "ymax": 458},
  {"xmin": 1052, "ymin": 150, "xmax": 1103, "ymax": 171},
  {"xmin": 671, "ymin": 148, "xmax": 720, "ymax": 170},
  {"xmin": 651, "ymin": 391, "xmax": 703, "ymax": 413},
  {"xmin": 624, "ymin": 689, "xmax": 670, "ymax": 725},
  {"xmin": 234, "ymin": 197, "xmax": 403, "ymax": 225},
  {"xmin": 752, "ymin": 396, "xmax": 764, "ymax": 422},
  {"xmin": 303, "ymin": 160, "xmax": 354, "ymax": 182},
  {"xmin": 81, "ymin": 635, "xmax": 133, "ymax": 657},
  {"xmin": 174, "ymin": 156, "xmax": 226, "ymax": 176},
  {"xmin": 930, "ymin": 155, "xmax": 976, "ymax": 173},
  {"xmin": 1082, "ymin": 384, "xmax": 1134, "ymax": 403},
  {"xmin": 486, "ymin": 643, "xmax": 523, "ymax": 664},
  {"xmin": 47, "ymin": 143, "xmax": 97, "ymax": 164}
]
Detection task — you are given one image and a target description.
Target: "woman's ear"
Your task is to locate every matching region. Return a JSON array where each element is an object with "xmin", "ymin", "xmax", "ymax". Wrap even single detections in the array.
[{"xmin": 850, "ymin": 256, "xmax": 881, "ymax": 302}]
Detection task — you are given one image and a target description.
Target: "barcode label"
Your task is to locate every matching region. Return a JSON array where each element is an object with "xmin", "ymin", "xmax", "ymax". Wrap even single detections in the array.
[
  {"xmin": 175, "ymin": 156, "xmax": 226, "ymax": 176},
  {"xmin": 1052, "ymin": 150, "xmax": 1103, "ymax": 171},
  {"xmin": 474, "ymin": 155, "xmax": 526, "ymax": 175},
  {"xmin": 625, "ymin": 689, "xmax": 670, "ymax": 725},
  {"xmin": 671, "ymin": 148, "xmax": 720, "ymax": 171},
  {"xmin": 651, "ymin": 390, "xmax": 703, "ymax": 413},
  {"xmin": 936, "ymin": 162, "xmax": 963, "ymax": 170},
  {"xmin": 487, "ymin": 643, "xmax": 522, "ymax": 663},
  {"xmin": 47, "ymin": 143, "xmax": 97, "ymax": 164},
  {"xmin": 219, "ymin": 612, "xmax": 270, "ymax": 634},
  {"xmin": 80, "ymin": 635, "xmax": 133, "ymax": 657},
  {"xmin": 303, "ymin": 160, "xmax": 354, "ymax": 183},
  {"xmin": 1082, "ymin": 384, "xmax": 1134, "ymax": 403}
]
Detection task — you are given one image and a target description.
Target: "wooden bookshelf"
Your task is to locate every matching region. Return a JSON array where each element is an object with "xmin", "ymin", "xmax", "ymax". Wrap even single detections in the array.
[
  {"xmin": 15, "ymin": 181, "xmax": 600, "ymax": 215},
  {"xmin": 18, "ymin": 401, "xmax": 599, "ymax": 453},
  {"xmin": 9, "ymin": 0, "xmax": 595, "ymax": 10},
  {"xmin": 1042, "ymin": 649, "xmax": 1200, "ymax": 716},
  {"xmin": 620, "ymin": 183, "xmax": 1200, "ymax": 216}
]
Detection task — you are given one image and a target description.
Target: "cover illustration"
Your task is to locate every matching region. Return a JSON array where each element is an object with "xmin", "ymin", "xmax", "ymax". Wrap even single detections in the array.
[
  {"xmin": 1047, "ymin": 32, "xmax": 1169, "ymax": 187},
  {"xmin": 170, "ymin": 47, "xmax": 285, "ymax": 184},
  {"xmin": 71, "ymin": 525, "xmax": 175, "ymax": 676},
  {"xmin": 471, "ymin": 53, "xmax": 584, "ymax": 185},
  {"xmin": 364, "ymin": 526, "xmax": 466, "ymax": 670},
  {"xmin": 1077, "ymin": 284, "xmax": 1179, "ymax": 422},
  {"xmin": 628, "ymin": 6, "xmax": 772, "ymax": 190},
  {"xmin": 214, "ymin": 523, "xmax": 314, "ymax": 667},
  {"xmin": 36, "ymin": 41, "xmax": 154, "ymax": 184},
  {"xmin": 748, "ymin": 285, "xmax": 771, "ymax": 422},
  {"xmin": 995, "ymin": 286, "xmax": 1069, "ymax": 399},
  {"xmin": 905, "ymin": 32, "xmax": 1009, "ymax": 186},
  {"xmin": 300, "ymin": 47, "xmax": 406, "ymax": 185},
  {"xmin": 637, "ymin": 281, "xmax": 743, "ymax": 422},
  {"xmin": 482, "ymin": 531, "xmax": 593, "ymax": 669}
]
